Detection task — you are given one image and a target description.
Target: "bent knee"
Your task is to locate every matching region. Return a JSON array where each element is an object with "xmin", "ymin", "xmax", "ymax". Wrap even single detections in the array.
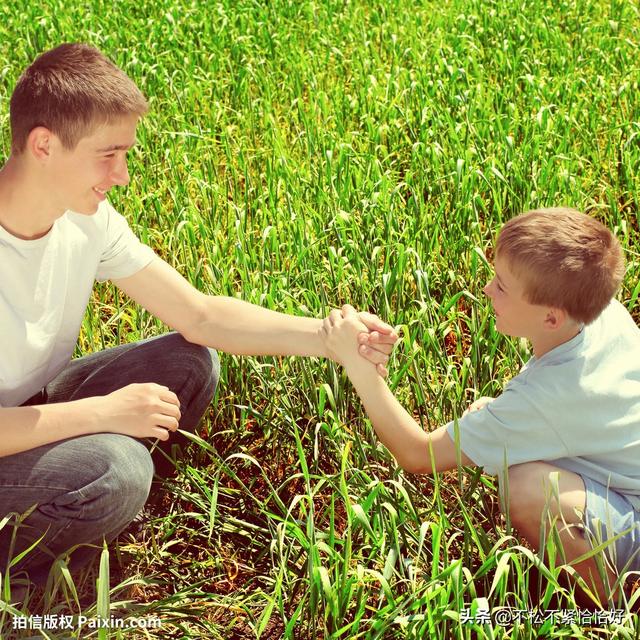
[
  {"xmin": 506, "ymin": 462, "xmax": 586, "ymax": 528},
  {"xmin": 85, "ymin": 434, "xmax": 153, "ymax": 517},
  {"xmin": 173, "ymin": 334, "xmax": 220, "ymax": 394},
  {"xmin": 36, "ymin": 435, "xmax": 153, "ymax": 537},
  {"xmin": 508, "ymin": 461, "xmax": 546, "ymax": 492},
  {"xmin": 506, "ymin": 462, "xmax": 550, "ymax": 522},
  {"xmin": 205, "ymin": 347, "xmax": 220, "ymax": 394}
]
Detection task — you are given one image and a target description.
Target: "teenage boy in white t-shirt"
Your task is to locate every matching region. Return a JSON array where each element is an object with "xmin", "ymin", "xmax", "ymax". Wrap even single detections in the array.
[
  {"xmin": 323, "ymin": 208, "xmax": 640, "ymax": 606},
  {"xmin": 0, "ymin": 43, "xmax": 398, "ymax": 586}
]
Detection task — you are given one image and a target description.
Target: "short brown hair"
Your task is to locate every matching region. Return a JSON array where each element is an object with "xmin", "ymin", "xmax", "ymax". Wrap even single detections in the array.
[
  {"xmin": 496, "ymin": 208, "xmax": 625, "ymax": 324},
  {"xmin": 10, "ymin": 43, "xmax": 148, "ymax": 153}
]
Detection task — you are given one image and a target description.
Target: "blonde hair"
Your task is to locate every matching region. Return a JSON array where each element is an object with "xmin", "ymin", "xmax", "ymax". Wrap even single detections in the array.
[
  {"xmin": 496, "ymin": 208, "xmax": 624, "ymax": 324},
  {"xmin": 10, "ymin": 43, "xmax": 148, "ymax": 153}
]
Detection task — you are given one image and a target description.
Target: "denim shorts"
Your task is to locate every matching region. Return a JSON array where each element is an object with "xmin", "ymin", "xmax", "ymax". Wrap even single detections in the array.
[{"xmin": 580, "ymin": 474, "xmax": 640, "ymax": 576}]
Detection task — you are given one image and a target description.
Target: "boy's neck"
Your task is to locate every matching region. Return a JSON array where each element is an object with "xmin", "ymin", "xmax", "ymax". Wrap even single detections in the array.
[
  {"xmin": 530, "ymin": 322, "xmax": 583, "ymax": 359},
  {"xmin": 0, "ymin": 156, "xmax": 65, "ymax": 240}
]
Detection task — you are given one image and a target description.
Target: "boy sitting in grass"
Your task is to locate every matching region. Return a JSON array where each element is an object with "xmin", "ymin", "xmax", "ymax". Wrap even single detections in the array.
[
  {"xmin": 323, "ymin": 207, "xmax": 640, "ymax": 607},
  {"xmin": 0, "ymin": 42, "xmax": 399, "ymax": 589}
]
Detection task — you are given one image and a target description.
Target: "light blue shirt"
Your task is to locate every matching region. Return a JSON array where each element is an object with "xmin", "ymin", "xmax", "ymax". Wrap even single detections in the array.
[{"xmin": 446, "ymin": 299, "xmax": 640, "ymax": 509}]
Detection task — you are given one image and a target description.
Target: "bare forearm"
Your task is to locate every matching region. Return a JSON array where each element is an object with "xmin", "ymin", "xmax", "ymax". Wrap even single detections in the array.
[
  {"xmin": 0, "ymin": 399, "xmax": 100, "ymax": 457},
  {"xmin": 188, "ymin": 296, "xmax": 327, "ymax": 357},
  {"xmin": 343, "ymin": 360, "xmax": 433, "ymax": 472},
  {"xmin": 344, "ymin": 360, "xmax": 467, "ymax": 473},
  {"xmin": 321, "ymin": 305, "xmax": 469, "ymax": 473}
]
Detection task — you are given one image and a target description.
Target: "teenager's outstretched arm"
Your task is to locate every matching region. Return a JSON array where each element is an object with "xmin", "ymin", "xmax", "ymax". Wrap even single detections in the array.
[{"xmin": 114, "ymin": 257, "xmax": 398, "ymax": 366}]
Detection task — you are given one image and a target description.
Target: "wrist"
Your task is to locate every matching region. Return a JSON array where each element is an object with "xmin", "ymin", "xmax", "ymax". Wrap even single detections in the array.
[
  {"xmin": 79, "ymin": 396, "xmax": 104, "ymax": 434},
  {"xmin": 314, "ymin": 319, "xmax": 331, "ymax": 359},
  {"xmin": 344, "ymin": 354, "xmax": 378, "ymax": 380}
]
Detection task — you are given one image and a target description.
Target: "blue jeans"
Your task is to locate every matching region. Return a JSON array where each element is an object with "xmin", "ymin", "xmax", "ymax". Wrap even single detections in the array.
[{"xmin": 0, "ymin": 333, "xmax": 219, "ymax": 586}]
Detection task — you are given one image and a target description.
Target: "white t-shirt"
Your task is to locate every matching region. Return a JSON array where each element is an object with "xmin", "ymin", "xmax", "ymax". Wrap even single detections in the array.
[
  {"xmin": 446, "ymin": 299, "xmax": 640, "ymax": 509},
  {"xmin": 0, "ymin": 200, "xmax": 155, "ymax": 407}
]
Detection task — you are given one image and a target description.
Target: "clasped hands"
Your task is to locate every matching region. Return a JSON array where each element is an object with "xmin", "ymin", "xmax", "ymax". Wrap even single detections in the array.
[{"xmin": 321, "ymin": 304, "xmax": 398, "ymax": 376}]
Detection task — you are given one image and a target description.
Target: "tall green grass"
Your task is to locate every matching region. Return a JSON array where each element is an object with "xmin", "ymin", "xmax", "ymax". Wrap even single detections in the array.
[{"xmin": 0, "ymin": 0, "xmax": 639, "ymax": 637}]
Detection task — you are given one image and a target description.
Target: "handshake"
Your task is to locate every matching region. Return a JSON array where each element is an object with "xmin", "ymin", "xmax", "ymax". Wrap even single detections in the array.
[{"xmin": 321, "ymin": 304, "xmax": 398, "ymax": 377}]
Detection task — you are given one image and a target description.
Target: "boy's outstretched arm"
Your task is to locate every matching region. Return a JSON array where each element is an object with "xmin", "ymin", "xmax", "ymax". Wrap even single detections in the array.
[{"xmin": 323, "ymin": 305, "xmax": 474, "ymax": 474}]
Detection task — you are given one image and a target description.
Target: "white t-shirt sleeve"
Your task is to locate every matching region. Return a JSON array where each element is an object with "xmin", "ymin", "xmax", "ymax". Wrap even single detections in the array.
[
  {"xmin": 445, "ymin": 387, "xmax": 572, "ymax": 476},
  {"xmin": 95, "ymin": 202, "xmax": 156, "ymax": 282}
]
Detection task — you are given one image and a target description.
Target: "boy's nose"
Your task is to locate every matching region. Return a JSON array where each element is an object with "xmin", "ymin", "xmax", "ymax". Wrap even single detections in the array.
[{"xmin": 483, "ymin": 281, "xmax": 493, "ymax": 297}]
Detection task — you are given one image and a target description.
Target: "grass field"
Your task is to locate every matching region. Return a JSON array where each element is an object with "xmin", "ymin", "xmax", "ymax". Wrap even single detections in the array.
[{"xmin": 1, "ymin": 0, "xmax": 639, "ymax": 637}]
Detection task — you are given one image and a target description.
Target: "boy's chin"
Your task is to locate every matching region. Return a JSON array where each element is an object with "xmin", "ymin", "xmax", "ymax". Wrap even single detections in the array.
[
  {"xmin": 494, "ymin": 318, "xmax": 516, "ymax": 337},
  {"xmin": 498, "ymin": 325, "xmax": 526, "ymax": 340}
]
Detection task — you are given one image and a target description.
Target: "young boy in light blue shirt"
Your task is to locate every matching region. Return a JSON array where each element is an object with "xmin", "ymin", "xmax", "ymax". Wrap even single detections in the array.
[{"xmin": 323, "ymin": 207, "xmax": 639, "ymax": 606}]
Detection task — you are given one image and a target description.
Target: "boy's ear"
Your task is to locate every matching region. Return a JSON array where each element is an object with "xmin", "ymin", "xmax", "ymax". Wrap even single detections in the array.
[
  {"xmin": 544, "ymin": 307, "xmax": 567, "ymax": 330},
  {"xmin": 26, "ymin": 126, "xmax": 55, "ymax": 161}
]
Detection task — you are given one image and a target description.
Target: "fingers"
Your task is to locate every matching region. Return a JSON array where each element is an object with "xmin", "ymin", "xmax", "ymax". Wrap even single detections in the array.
[
  {"xmin": 362, "ymin": 330, "xmax": 398, "ymax": 345},
  {"xmin": 376, "ymin": 363, "xmax": 389, "ymax": 378},
  {"xmin": 328, "ymin": 307, "xmax": 366, "ymax": 331},
  {"xmin": 160, "ymin": 398, "xmax": 181, "ymax": 421},
  {"xmin": 154, "ymin": 384, "xmax": 180, "ymax": 407},
  {"xmin": 463, "ymin": 396, "xmax": 494, "ymax": 417},
  {"xmin": 356, "ymin": 313, "xmax": 399, "ymax": 357},
  {"xmin": 357, "ymin": 311, "xmax": 398, "ymax": 337},
  {"xmin": 152, "ymin": 412, "xmax": 180, "ymax": 431},
  {"xmin": 146, "ymin": 384, "xmax": 181, "ymax": 429},
  {"xmin": 358, "ymin": 343, "xmax": 389, "ymax": 366},
  {"xmin": 372, "ymin": 342, "xmax": 394, "ymax": 355},
  {"xmin": 333, "ymin": 307, "xmax": 398, "ymax": 341},
  {"xmin": 359, "ymin": 329, "xmax": 397, "ymax": 360},
  {"xmin": 341, "ymin": 304, "xmax": 358, "ymax": 318},
  {"xmin": 359, "ymin": 335, "xmax": 394, "ymax": 355},
  {"xmin": 151, "ymin": 427, "xmax": 171, "ymax": 441},
  {"xmin": 329, "ymin": 308, "xmax": 342, "ymax": 326},
  {"xmin": 150, "ymin": 384, "xmax": 181, "ymax": 422},
  {"xmin": 325, "ymin": 307, "xmax": 393, "ymax": 371}
]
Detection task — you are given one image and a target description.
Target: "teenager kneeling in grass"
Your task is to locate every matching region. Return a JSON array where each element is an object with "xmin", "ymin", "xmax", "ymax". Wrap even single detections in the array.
[
  {"xmin": 323, "ymin": 208, "xmax": 640, "ymax": 607},
  {"xmin": 0, "ymin": 43, "xmax": 398, "ymax": 587}
]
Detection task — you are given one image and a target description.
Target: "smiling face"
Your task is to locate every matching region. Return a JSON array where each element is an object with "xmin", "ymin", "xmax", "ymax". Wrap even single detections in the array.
[{"xmin": 47, "ymin": 113, "xmax": 138, "ymax": 215}]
